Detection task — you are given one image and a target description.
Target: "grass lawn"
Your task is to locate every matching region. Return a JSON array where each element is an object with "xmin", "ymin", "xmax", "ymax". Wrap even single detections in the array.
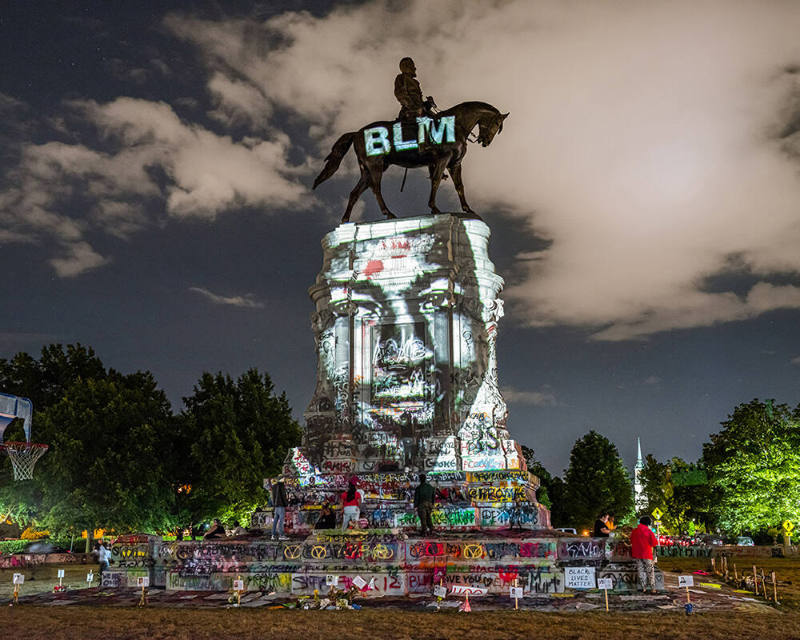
[
  {"xmin": 0, "ymin": 607, "xmax": 799, "ymax": 640},
  {"xmin": 662, "ymin": 554, "xmax": 800, "ymax": 610}
]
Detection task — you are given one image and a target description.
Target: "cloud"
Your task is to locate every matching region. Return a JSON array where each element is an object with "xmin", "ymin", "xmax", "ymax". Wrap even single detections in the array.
[
  {"xmin": 791, "ymin": 356, "xmax": 800, "ymax": 366},
  {"xmin": 189, "ymin": 286, "xmax": 265, "ymax": 309},
  {"xmin": 643, "ymin": 376, "xmax": 661, "ymax": 385},
  {"xmin": 501, "ymin": 386, "xmax": 557, "ymax": 407},
  {"xmin": 0, "ymin": 96, "xmax": 310, "ymax": 276},
  {"xmin": 165, "ymin": 0, "xmax": 800, "ymax": 340}
]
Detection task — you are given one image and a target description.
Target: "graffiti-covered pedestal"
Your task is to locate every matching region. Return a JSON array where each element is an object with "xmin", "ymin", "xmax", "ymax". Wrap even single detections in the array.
[{"xmin": 279, "ymin": 213, "xmax": 547, "ymax": 531}]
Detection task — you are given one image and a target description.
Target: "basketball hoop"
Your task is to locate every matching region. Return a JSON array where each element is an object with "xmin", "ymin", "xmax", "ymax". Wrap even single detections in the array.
[{"xmin": 1, "ymin": 442, "xmax": 48, "ymax": 481}]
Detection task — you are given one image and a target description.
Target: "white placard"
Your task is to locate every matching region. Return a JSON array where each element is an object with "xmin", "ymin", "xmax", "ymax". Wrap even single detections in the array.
[
  {"xmin": 325, "ymin": 574, "xmax": 338, "ymax": 586},
  {"xmin": 57, "ymin": 569, "xmax": 65, "ymax": 578},
  {"xmin": 352, "ymin": 575, "xmax": 367, "ymax": 590},
  {"xmin": 510, "ymin": 586, "xmax": 524, "ymax": 599},
  {"xmin": 433, "ymin": 585, "xmax": 447, "ymax": 598},
  {"xmin": 565, "ymin": 566, "xmax": 596, "ymax": 589},
  {"xmin": 12, "ymin": 573, "xmax": 24, "ymax": 585},
  {"xmin": 86, "ymin": 572, "xmax": 94, "ymax": 583},
  {"xmin": 450, "ymin": 585, "xmax": 488, "ymax": 597},
  {"xmin": 137, "ymin": 576, "xmax": 150, "ymax": 587},
  {"xmin": 678, "ymin": 575, "xmax": 694, "ymax": 588},
  {"xmin": 597, "ymin": 577, "xmax": 614, "ymax": 590},
  {"xmin": 233, "ymin": 579, "xmax": 244, "ymax": 591}
]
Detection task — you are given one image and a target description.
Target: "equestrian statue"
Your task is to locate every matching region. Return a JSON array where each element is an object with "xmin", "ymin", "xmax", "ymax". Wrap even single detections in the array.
[{"xmin": 313, "ymin": 57, "xmax": 508, "ymax": 223}]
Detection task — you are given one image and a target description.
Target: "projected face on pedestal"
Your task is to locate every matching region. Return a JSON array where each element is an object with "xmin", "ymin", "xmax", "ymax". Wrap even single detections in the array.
[{"xmin": 301, "ymin": 216, "xmax": 521, "ymax": 476}]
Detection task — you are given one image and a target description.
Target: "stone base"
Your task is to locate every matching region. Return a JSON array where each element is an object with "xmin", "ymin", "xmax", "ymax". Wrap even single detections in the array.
[
  {"xmin": 106, "ymin": 532, "xmax": 663, "ymax": 596},
  {"xmin": 261, "ymin": 468, "xmax": 550, "ymax": 534}
]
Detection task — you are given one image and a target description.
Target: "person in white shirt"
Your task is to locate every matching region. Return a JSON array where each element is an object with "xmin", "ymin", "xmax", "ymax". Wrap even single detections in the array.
[{"xmin": 95, "ymin": 541, "xmax": 112, "ymax": 573}]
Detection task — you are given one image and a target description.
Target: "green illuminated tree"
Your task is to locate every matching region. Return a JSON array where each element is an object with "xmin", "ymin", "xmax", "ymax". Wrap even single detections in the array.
[
  {"xmin": 521, "ymin": 445, "xmax": 552, "ymax": 508},
  {"xmin": 639, "ymin": 455, "xmax": 712, "ymax": 534},
  {"xmin": 562, "ymin": 430, "xmax": 634, "ymax": 531},
  {"xmin": 175, "ymin": 369, "xmax": 301, "ymax": 530},
  {"xmin": 703, "ymin": 399, "xmax": 800, "ymax": 534}
]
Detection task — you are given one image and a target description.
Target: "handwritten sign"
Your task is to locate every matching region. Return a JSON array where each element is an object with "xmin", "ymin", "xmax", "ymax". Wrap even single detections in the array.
[
  {"xmin": 137, "ymin": 576, "xmax": 149, "ymax": 588},
  {"xmin": 678, "ymin": 575, "xmax": 694, "ymax": 588},
  {"xmin": 510, "ymin": 586, "xmax": 524, "ymax": 599},
  {"xmin": 450, "ymin": 585, "xmax": 488, "ymax": 597},
  {"xmin": 12, "ymin": 573, "xmax": 24, "ymax": 585},
  {"xmin": 352, "ymin": 575, "xmax": 367, "ymax": 590},
  {"xmin": 57, "ymin": 569, "xmax": 65, "ymax": 578},
  {"xmin": 86, "ymin": 572, "xmax": 94, "ymax": 583},
  {"xmin": 433, "ymin": 585, "xmax": 447, "ymax": 598},
  {"xmin": 325, "ymin": 575, "xmax": 338, "ymax": 586},
  {"xmin": 597, "ymin": 577, "xmax": 614, "ymax": 590},
  {"xmin": 565, "ymin": 566, "xmax": 596, "ymax": 589},
  {"xmin": 233, "ymin": 579, "xmax": 244, "ymax": 591}
]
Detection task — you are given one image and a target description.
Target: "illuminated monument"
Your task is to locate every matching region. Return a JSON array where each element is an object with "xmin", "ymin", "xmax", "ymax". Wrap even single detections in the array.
[
  {"xmin": 303, "ymin": 214, "xmax": 521, "ymax": 475},
  {"xmin": 279, "ymin": 212, "xmax": 546, "ymax": 531}
]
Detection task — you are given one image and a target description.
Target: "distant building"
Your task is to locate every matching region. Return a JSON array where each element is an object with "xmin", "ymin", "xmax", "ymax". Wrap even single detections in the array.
[{"xmin": 634, "ymin": 437, "xmax": 647, "ymax": 512}]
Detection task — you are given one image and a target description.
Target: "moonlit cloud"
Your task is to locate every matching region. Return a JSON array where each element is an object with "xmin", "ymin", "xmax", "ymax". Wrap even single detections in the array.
[
  {"xmin": 501, "ymin": 386, "xmax": 558, "ymax": 407},
  {"xmin": 189, "ymin": 286, "xmax": 265, "ymax": 309},
  {"xmin": 0, "ymin": 96, "xmax": 309, "ymax": 276},
  {"xmin": 3, "ymin": 0, "xmax": 800, "ymax": 342},
  {"xmin": 166, "ymin": 0, "xmax": 800, "ymax": 341}
]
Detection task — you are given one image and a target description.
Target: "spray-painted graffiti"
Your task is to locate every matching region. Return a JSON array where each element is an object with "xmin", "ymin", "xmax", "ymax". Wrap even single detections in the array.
[
  {"xmin": 466, "ymin": 486, "xmax": 527, "ymax": 502},
  {"xmin": 558, "ymin": 540, "xmax": 605, "ymax": 560}
]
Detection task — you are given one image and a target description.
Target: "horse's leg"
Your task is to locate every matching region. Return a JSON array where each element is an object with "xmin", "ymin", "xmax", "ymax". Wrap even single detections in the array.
[
  {"xmin": 366, "ymin": 160, "xmax": 395, "ymax": 219},
  {"xmin": 427, "ymin": 157, "xmax": 449, "ymax": 215},
  {"xmin": 449, "ymin": 163, "xmax": 477, "ymax": 216},
  {"xmin": 342, "ymin": 171, "xmax": 369, "ymax": 223}
]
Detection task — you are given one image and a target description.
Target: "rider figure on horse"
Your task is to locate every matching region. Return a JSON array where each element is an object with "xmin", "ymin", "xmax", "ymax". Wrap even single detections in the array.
[{"xmin": 394, "ymin": 57, "xmax": 436, "ymax": 122}]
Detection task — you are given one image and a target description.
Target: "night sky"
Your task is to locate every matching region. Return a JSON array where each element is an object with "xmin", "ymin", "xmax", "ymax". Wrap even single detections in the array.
[{"xmin": 2, "ymin": 1, "xmax": 799, "ymax": 475}]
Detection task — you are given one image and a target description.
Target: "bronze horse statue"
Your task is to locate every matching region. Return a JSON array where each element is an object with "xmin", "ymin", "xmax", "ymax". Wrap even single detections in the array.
[{"xmin": 313, "ymin": 101, "xmax": 508, "ymax": 222}]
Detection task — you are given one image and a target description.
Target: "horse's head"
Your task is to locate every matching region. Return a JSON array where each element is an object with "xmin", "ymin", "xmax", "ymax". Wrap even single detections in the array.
[{"xmin": 477, "ymin": 112, "xmax": 509, "ymax": 147}]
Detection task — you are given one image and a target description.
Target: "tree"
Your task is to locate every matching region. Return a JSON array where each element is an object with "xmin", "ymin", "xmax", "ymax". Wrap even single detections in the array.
[
  {"xmin": 639, "ymin": 455, "xmax": 712, "ymax": 534},
  {"xmin": 520, "ymin": 445, "xmax": 552, "ymax": 508},
  {"xmin": 0, "ymin": 345, "xmax": 178, "ymax": 544},
  {"xmin": 703, "ymin": 399, "xmax": 800, "ymax": 534},
  {"xmin": 562, "ymin": 430, "xmax": 634, "ymax": 531},
  {"xmin": 175, "ymin": 369, "xmax": 302, "ymax": 530}
]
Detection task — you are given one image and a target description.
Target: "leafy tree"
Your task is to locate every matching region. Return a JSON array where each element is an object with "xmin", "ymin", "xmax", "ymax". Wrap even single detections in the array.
[
  {"xmin": 702, "ymin": 399, "xmax": 800, "ymax": 534},
  {"xmin": 521, "ymin": 445, "xmax": 552, "ymax": 508},
  {"xmin": 175, "ymin": 369, "xmax": 302, "ymax": 530},
  {"xmin": 562, "ymin": 430, "xmax": 634, "ymax": 531},
  {"xmin": 0, "ymin": 344, "xmax": 105, "ymax": 411},
  {"xmin": 0, "ymin": 345, "xmax": 177, "ymax": 546},
  {"xmin": 639, "ymin": 455, "xmax": 712, "ymax": 534}
]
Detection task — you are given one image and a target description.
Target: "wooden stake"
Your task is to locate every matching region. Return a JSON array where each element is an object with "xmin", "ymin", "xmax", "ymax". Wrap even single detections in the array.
[
  {"xmin": 604, "ymin": 585, "xmax": 609, "ymax": 612},
  {"xmin": 686, "ymin": 585, "xmax": 691, "ymax": 604},
  {"xmin": 711, "ymin": 557, "xmax": 716, "ymax": 575},
  {"xmin": 753, "ymin": 565, "xmax": 758, "ymax": 595},
  {"xmin": 733, "ymin": 563, "xmax": 738, "ymax": 581},
  {"xmin": 772, "ymin": 572, "xmax": 779, "ymax": 604},
  {"xmin": 514, "ymin": 577, "xmax": 519, "ymax": 610}
]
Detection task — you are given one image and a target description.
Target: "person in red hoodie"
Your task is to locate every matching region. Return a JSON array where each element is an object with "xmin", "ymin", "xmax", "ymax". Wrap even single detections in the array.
[{"xmin": 630, "ymin": 516, "xmax": 659, "ymax": 593}]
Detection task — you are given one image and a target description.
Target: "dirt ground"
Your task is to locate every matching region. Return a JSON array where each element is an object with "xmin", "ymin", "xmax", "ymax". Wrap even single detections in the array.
[
  {"xmin": 1, "ymin": 554, "xmax": 798, "ymax": 639},
  {"xmin": 0, "ymin": 563, "xmax": 100, "ymax": 599},
  {"xmin": 1, "ymin": 607, "xmax": 799, "ymax": 640}
]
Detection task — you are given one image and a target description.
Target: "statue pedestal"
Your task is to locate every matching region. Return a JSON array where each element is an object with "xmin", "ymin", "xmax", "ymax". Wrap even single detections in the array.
[{"xmin": 279, "ymin": 213, "xmax": 549, "ymax": 532}]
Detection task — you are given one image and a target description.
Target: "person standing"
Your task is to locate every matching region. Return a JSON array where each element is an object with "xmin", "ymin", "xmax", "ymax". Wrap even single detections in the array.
[
  {"xmin": 631, "ymin": 515, "xmax": 659, "ymax": 593},
  {"xmin": 414, "ymin": 474, "xmax": 435, "ymax": 536},
  {"xmin": 340, "ymin": 478, "xmax": 362, "ymax": 530},
  {"xmin": 593, "ymin": 512, "xmax": 612, "ymax": 537},
  {"xmin": 271, "ymin": 477, "xmax": 289, "ymax": 540},
  {"xmin": 95, "ymin": 541, "xmax": 112, "ymax": 574}
]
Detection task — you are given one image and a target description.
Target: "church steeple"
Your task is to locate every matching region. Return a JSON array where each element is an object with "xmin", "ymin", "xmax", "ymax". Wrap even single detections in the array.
[{"xmin": 634, "ymin": 436, "xmax": 647, "ymax": 512}]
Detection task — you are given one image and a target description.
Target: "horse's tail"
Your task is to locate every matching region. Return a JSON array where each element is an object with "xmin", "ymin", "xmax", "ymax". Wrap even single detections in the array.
[{"xmin": 313, "ymin": 132, "xmax": 356, "ymax": 189}]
